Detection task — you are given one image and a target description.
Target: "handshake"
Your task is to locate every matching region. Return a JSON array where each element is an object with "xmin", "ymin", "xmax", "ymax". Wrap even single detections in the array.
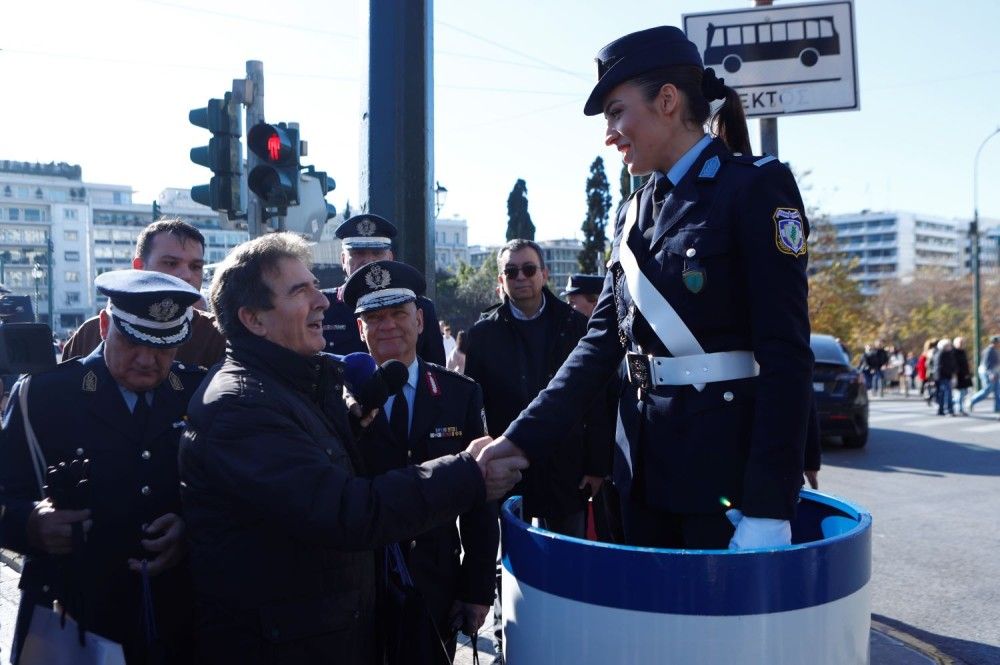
[{"xmin": 465, "ymin": 436, "xmax": 530, "ymax": 502}]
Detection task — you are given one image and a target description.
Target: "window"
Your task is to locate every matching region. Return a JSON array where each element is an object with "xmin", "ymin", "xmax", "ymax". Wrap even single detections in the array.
[
  {"xmin": 24, "ymin": 209, "xmax": 43, "ymax": 222},
  {"xmin": 65, "ymin": 271, "xmax": 80, "ymax": 282},
  {"xmin": 65, "ymin": 291, "xmax": 81, "ymax": 306},
  {"xmin": 63, "ymin": 209, "xmax": 78, "ymax": 221},
  {"xmin": 453, "ymin": 232, "xmax": 460, "ymax": 244},
  {"xmin": 64, "ymin": 230, "xmax": 79, "ymax": 242},
  {"xmin": 64, "ymin": 250, "xmax": 81, "ymax": 262}
]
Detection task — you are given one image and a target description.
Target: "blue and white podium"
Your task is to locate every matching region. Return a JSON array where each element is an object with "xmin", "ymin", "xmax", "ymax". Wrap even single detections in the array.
[{"xmin": 501, "ymin": 490, "xmax": 872, "ymax": 664}]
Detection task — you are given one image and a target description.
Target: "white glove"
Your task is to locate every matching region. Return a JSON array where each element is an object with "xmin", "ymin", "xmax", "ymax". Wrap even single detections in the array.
[{"xmin": 726, "ymin": 509, "xmax": 791, "ymax": 550}]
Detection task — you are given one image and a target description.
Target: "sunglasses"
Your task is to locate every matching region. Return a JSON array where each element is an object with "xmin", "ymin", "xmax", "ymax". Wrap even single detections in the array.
[{"xmin": 502, "ymin": 264, "xmax": 540, "ymax": 279}]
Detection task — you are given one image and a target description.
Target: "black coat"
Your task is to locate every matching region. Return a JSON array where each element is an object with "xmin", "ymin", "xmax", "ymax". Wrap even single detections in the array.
[
  {"xmin": 358, "ymin": 359, "xmax": 497, "ymax": 658},
  {"xmin": 506, "ymin": 139, "xmax": 813, "ymax": 521},
  {"xmin": 935, "ymin": 349, "xmax": 958, "ymax": 381},
  {"xmin": 0, "ymin": 347, "xmax": 203, "ymax": 664},
  {"xmin": 179, "ymin": 336, "xmax": 485, "ymax": 665},
  {"xmin": 954, "ymin": 348, "xmax": 973, "ymax": 389},
  {"xmin": 465, "ymin": 289, "xmax": 612, "ymax": 519}
]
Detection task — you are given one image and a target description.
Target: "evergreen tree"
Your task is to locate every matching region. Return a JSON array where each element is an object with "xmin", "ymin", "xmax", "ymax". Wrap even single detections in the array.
[
  {"xmin": 342, "ymin": 200, "xmax": 353, "ymax": 221},
  {"xmin": 505, "ymin": 179, "xmax": 535, "ymax": 241},
  {"xmin": 619, "ymin": 164, "xmax": 631, "ymax": 201},
  {"xmin": 579, "ymin": 156, "xmax": 612, "ymax": 273}
]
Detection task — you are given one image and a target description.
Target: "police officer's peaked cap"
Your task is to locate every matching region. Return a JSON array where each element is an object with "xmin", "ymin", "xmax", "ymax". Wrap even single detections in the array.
[
  {"xmin": 95, "ymin": 269, "xmax": 201, "ymax": 348},
  {"xmin": 343, "ymin": 260, "xmax": 426, "ymax": 315},
  {"xmin": 335, "ymin": 214, "xmax": 397, "ymax": 251},
  {"xmin": 560, "ymin": 274, "xmax": 605, "ymax": 297},
  {"xmin": 992, "ymin": 335, "xmax": 1000, "ymax": 343},
  {"xmin": 584, "ymin": 26, "xmax": 703, "ymax": 116}
]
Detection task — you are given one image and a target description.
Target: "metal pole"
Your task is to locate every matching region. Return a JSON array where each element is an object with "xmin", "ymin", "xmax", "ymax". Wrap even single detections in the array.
[
  {"xmin": 244, "ymin": 61, "xmax": 265, "ymax": 239},
  {"xmin": 361, "ymin": 0, "xmax": 435, "ymax": 296},
  {"xmin": 46, "ymin": 236, "xmax": 54, "ymax": 330},
  {"xmin": 972, "ymin": 127, "xmax": 1000, "ymax": 388},
  {"xmin": 33, "ymin": 266, "xmax": 40, "ymax": 324},
  {"xmin": 753, "ymin": 0, "xmax": 778, "ymax": 158}
]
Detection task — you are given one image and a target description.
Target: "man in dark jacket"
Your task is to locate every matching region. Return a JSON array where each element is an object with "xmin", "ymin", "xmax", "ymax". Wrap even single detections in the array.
[
  {"xmin": 0, "ymin": 270, "xmax": 205, "ymax": 664},
  {"xmin": 179, "ymin": 233, "xmax": 526, "ymax": 665},
  {"xmin": 466, "ymin": 241, "xmax": 611, "ymax": 534},
  {"xmin": 346, "ymin": 260, "xmax": 497, "ymax": 662},
  {"xmin": 934, "ymin": 338, "xmax": 957, "ymax": 416}
]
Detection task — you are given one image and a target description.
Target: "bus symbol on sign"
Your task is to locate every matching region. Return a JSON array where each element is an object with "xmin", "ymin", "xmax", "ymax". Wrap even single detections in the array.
[{"xmin": 704, "ymin": 16, "xmax": 840, "ymax": 73}]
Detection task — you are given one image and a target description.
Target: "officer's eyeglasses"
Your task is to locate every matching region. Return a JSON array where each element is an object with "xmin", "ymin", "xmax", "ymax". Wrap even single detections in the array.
[{"xmin": 502, "ymin": 264, "xmax": 540, "ymax": 279}]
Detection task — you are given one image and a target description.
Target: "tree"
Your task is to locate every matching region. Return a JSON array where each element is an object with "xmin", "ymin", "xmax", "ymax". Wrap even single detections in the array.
[
  {"xmin": 619, "ymin": 164, "xmax": 630, "ymax": 201},
  {"xmin": 807, "ymin": 215, "xmax": 871, "ymax": 355},
  {"xmin": 342, "ymin": 200, "xmax": 353, "ymax": 221},
  {"xmin": 433, "ymin": 259, "xmax": 501, "ymax": 332},
  {"xmin": 578, "ymin": 157, "xmax": 612, "ymax": 274},
  {"xmin": 505, "ymin": 179, "xmax": 535, "ymax": 241}
]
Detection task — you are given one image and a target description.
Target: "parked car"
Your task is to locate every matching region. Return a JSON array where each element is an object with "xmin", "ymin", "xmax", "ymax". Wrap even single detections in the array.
[{"xmin": 812, "ymin": 333, "xmax": 869, "ymax": 448}]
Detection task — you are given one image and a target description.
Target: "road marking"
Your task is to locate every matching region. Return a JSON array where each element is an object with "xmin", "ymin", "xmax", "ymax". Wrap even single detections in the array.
[
  {"xmin": 963, "ymin": 423, "xmax": 1000, "ymax": 433},
  {"xmin": 909, "ymin": 417, "xmax": 961, "ymax": 427},
  {"xmin": 870, "ymin": 619, "xmax": 961, "ymax": 664},
  {"xmin": 868, "ymin": 414, "xmax": 914, "ymax": 423}
]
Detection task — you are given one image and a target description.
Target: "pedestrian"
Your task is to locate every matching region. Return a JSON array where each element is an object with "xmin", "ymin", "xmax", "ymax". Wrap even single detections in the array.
[
  {"xmin": 0, "ymin": 270, "xmax": 207, "ymax": 664},
  {"xmin": 925, "ymin": 339, "xmax": 941, "ymax": 407},
  {"xmin": 320, "ymin": 214, "xmax": 446, "ymax": 364},
  {"xmin": 952, "ymin": 337, "xmax": 972, "ymax": 415},
  {"xmin": 969, "ymin": 334, "xmax": 1000, "ymax": 415},
  {"xmin": 178, "ymin": 233, "xmax": 526, "ymax": 665},
  {"xmin": 61, "ymin": 219, "xmax": 226, "ymax": 368},
  {"xmin": 479, "ymin": 25, "xmax": 813, "ymax": 553},
  {"xmin": 346, "ymin": 261, "xmax": 497, "ymax": 663},
  {"xmin": 935, "ymin": 339, "xmax": 957, "ymax": 416},
  {"xmin": 560, "ymin": 274, "xmax": 604, "ymax": 319},
  {"xmin": 447, "ymin": 329, "xmax": 468, "ymax": 374},
  {"xmin": 441, "ymin": 320, "xmax": 457, "ymax": 359}
]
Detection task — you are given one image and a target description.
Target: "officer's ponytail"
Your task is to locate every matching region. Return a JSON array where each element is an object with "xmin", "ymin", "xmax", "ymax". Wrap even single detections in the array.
[{"xmin": 633, "ymin": 66, "xmax": 751, "ymax": 155}]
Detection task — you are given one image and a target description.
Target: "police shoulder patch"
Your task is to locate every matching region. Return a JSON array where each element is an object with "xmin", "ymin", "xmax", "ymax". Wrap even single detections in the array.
[{"xmin": 773, "ymin": 208, "xmax": 807, "ymax": 257}]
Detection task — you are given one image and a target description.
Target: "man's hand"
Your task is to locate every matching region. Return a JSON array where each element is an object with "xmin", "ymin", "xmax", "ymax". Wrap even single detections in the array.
[
  {"xmin": 578, "ymin": 475, "xmax": 604, "ymax": 497},
  {"xmin": 476, "ymin": 436, "xmax": 530, "ymax": 501},
  {"xmin": 344, "ymin": 391, "xmax": 379, "ymax": 429},
  {"xmin": 26, "ymin": 498, "xmax": 91, "ymax": 555},
  {"xmin": 128, "ymin": 513, "xmax": 185, "ymax": 576},
  {"xmin": 804, "ymin": 470, "xmax": 819, "ymax": 490},
  {"xmin": 450, "ymin": 601, "xmax": 490, "ymax": 638},
  {"xmin": 465, "ymin": 435, "xmax": 493, "ymax": 459}
]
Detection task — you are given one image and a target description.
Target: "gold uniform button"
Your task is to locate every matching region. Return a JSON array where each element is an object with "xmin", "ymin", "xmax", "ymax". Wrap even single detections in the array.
[{"xmin": 141, "ymin": 486, "xmax": 151, "ymax": 496}]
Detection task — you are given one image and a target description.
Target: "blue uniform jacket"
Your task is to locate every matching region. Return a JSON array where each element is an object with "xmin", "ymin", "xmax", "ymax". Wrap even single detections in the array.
[
  {"xmin": 0, "ymin": 346, "xmax": 204, "ymax": 663},
  {"xmin": 505, "ymin": 138, "xmax": 813, "ymax": 521},
  {"xmin": 321, "ymin": 287, "xmax": 447, "ymax": 365}
]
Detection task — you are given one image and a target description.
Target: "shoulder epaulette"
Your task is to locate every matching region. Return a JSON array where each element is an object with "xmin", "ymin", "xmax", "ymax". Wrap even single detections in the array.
[
  {"xmin": 729, "ymin": 153, "xmax": 778, "ymax": 168},
  {"xmin": 426, "ymin": 362, "xmax": 476, "ymax": 385}
]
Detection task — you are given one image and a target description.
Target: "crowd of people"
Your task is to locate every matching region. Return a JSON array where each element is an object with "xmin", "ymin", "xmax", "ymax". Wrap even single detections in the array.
[
  {"xmin": 858, "ymin": 337, "xmax": 1000, "ymax": 418},
  {"xmin": 0, "ymin": 24, "xmax": 825, "ymax": 665}
]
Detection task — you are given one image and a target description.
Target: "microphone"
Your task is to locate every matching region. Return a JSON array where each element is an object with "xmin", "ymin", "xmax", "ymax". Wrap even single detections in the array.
[{"xmin": 342, "ymin": 353, "xmax": 410, "ymax": 413}]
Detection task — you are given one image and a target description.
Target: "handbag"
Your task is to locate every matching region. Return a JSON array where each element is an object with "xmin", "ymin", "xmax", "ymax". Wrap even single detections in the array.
[
  {"xmin": 18, "ymin": 603, "xmax": 126, "ymax": 665},
  {"xmin": 381, "ymin": 543, "xmax": 452, "ymax": 665}
]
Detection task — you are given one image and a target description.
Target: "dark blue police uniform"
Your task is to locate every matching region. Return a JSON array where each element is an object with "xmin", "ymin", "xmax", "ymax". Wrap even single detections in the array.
[
  {"xmin": 321, "ymin": 214, "xmax": 446, "ymax": 364},
  {"xmin": 505, "ymin": 28, "xmax": 813, "ymax": 548},
  {"xmin": 0, "ymin": 270, "xmax": 205, "ymax": 664}
]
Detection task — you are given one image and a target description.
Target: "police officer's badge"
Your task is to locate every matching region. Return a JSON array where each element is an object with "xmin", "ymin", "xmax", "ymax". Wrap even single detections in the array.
[
  {"xmin": 356, "ymin": 219, "xmax": 377, "ymax": 237},
  {"xmin": 364, "ymin": 264, "xmax": 391, "ymax": 290},
  {"xmin": 148, "ymin": 298, "xmax": 180, "ymax": 322},
  {"xmin": 773, "ymin": 208, "xmax": 807, "ymax": 257},
  {"xmin": 682, "ymin": 267, "xmax": 705, "ymax": 293}
]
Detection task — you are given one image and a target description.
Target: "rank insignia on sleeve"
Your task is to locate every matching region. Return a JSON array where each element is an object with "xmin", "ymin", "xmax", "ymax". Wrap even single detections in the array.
[
  {"xmin": 168, "ymin": 372, "xmax": 184, "ymax": 391},
  {"xmin": 773, "ymin": 208, "xmax": 807, "ymax": 257}
]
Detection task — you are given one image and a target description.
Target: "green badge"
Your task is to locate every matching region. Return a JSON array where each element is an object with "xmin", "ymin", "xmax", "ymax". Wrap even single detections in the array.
[{"xmin": 682, "ymin": 268, "xmax": 705, "ymax": 294}]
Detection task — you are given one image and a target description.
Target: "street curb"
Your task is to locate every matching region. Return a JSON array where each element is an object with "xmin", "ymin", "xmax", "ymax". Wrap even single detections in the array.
[
  {"xmin": 0, "ymin": 549, "xmax": 22, "ymax": 574},
  {"xmin": 871, "ymin": 619, "xmax": 965, "ymax": 665}
]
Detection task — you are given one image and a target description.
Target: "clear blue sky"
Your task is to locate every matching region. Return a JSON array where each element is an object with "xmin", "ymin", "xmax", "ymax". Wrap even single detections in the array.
[{"xmin": 3, "ymin": 0, "xmax": 1000, "ymax": 246}]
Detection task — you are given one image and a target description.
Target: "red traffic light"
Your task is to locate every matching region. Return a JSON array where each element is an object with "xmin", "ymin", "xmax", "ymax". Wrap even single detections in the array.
[{"xmin": 248, "ymin": 123, "xmax": 296, "ymax": 164}]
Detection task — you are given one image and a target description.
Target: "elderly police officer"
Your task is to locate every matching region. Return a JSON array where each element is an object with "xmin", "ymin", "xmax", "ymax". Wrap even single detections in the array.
[
  {"xmin": 345, "ymin": 260, "xmax": 497, "ymax": 661},
  {"xmin": 321, "ymin": 214, "xmax": 446, "ymax": 364},
  {"xmin": 0, "ymin": 269, "xmax": 205, "ymax": 664},
  {"xmin": 479, "ymin": 26, "xmax": 813, "ymax": 551}
]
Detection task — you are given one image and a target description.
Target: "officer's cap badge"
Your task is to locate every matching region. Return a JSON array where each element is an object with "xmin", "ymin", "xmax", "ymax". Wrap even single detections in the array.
[
  {"xmin": 773, "ymin": 208, "xmax": 807, "ymax": 257},
  {"xmin": 148, "ymin": 298, "xmax": 180, "ymax": 322},
  {"xmin": 364, "ymin": 264, "xmax": 391, "ymax": 290},
  {"xmin": 356, "ymin": 219, "xmax": 377, "ymax": 237}
]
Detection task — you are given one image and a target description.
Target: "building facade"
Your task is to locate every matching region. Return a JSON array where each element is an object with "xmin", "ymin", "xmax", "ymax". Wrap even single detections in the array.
[{"xmin": 433, "ymin": 216, "xmax": 470, "ymax": 273}]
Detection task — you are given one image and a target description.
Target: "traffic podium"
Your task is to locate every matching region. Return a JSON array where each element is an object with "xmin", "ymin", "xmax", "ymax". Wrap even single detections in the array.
[{"xmin": 501, "ymin": 490, "xmax": 872, "ymax": 664}]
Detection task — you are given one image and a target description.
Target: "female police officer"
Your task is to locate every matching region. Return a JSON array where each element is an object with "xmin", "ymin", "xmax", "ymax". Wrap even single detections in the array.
[{"xmin": 480, "ymin": 26, "xmax": 813, "ymax": 550}]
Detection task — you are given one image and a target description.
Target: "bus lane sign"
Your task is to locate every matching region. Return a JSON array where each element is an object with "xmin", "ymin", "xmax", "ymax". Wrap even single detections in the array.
[{"xmin": 683, "ymin": 0, "xmax": 858, "ymax": 118}]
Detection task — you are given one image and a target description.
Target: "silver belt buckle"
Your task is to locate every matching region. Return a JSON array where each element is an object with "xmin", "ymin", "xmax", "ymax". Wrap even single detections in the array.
[{"xmin": 626, "ymin": 352, "xmax": 653, "ymax": 391}]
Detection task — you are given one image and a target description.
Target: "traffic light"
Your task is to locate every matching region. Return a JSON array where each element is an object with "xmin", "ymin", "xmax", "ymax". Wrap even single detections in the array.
[
  {"xmin": 189, "ymin": 92, "xmax": 243, "ymax": 215},
  {"xmin": 247, "ymin": 122, "xmax": 300, "ymax": 211},
  {"xmin": 281, "ymin": 167, "xmax": 336, "ymax": 240}
]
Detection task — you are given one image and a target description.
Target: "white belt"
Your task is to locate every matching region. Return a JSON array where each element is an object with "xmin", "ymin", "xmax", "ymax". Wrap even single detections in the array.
[{"xmin": 628, "ymin": 350, "xmax": 760, "ymax": 387}]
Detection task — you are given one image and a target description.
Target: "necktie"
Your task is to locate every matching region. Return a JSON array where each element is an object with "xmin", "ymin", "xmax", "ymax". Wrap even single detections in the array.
[
  {"xmin": 133, "ymin": 391, "xmax": 150, "ymax": 433},
  {"xmin": 389, "ymin": 388, "xmax": 409, "ymax": 444},
  {"xmin": 646, "ymin": 173, "xmax": 673, "ymax": 233}
]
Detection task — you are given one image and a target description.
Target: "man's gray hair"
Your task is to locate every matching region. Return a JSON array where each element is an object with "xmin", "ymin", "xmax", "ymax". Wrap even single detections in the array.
[
  {"xmin": 496, "ymin": 239, "xmax": 545, "ymax": 272},
  {"xmin": 210, "ymin": 232, "xmax": 312, "ymax": 338}
]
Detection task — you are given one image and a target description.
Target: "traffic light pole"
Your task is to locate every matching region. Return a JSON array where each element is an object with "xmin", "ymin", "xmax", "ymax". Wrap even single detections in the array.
[
  {"xmin": 242, "ymin": 60, "xmax": 266, "ymax": 239},
  {"xmin": 753, "ymin": 0, "xmax": 779, "ymax": 158}
]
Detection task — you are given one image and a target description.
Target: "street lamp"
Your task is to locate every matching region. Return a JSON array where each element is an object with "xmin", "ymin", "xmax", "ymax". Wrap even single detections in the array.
[
  {"xmin": 434, "ymin": 181, "xmax": 448, "ymax": 218},
  {"xmin": 32, "ymin": 262, "xmax": 43, "ymax": 324},
  {"xmin": 972, "ymin": 127, "xmax": 1000, "ymax": 388}
]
